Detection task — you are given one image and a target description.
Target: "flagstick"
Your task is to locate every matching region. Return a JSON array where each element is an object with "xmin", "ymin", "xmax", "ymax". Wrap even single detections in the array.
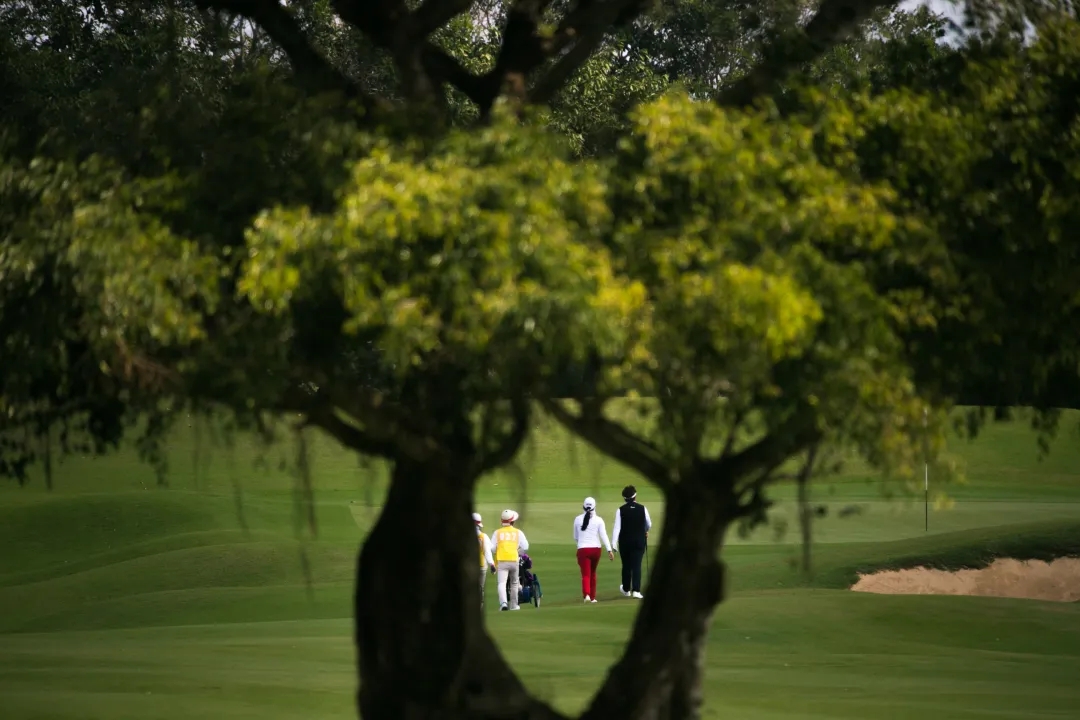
[{"xmin": 924, "ymin": 407, "xmax": 929, "ymax": 533}]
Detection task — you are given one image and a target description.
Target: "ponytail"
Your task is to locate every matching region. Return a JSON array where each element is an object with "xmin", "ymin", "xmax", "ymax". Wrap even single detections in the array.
[{"xmin": 581, "ymin": 508, "xmax": 593, "ymax": 531}]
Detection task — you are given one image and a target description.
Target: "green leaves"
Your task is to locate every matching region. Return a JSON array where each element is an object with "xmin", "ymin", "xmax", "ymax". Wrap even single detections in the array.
[
  {"xmin": 69, "ymin": 196, "xmax": 222, "ymax": 349},
  {"xmin": 10, "ymin": 86, "xmax": 942, "ymax": 485},
  {"xmin": 12, "ymin": 12, "xmax": 1080, "ymax": 496},
  {"xmin": 1, "ymin": 153, "xmax": 221, "ymax": 368},
  {"xmin": 576, "ymin": 90, "xmax": 942, "ymax": 482},
  {"xmin": 810, "ymin": 17, "xmax": 1080, "ymax": 416},
  {"xmin": 239, "ymin": 115, "xmax": 642, "ymax": 387}
]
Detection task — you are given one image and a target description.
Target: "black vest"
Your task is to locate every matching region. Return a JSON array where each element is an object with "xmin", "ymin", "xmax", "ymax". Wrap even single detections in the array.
[{"xmin": 618, "ymin": 502, "xmax": 647, "ymax": 549}]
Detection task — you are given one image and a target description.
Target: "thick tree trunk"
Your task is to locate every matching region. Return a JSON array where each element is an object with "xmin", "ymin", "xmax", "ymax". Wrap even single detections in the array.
[
  {"xmin": 581, "ymin": 484, "xmax": 734, "ymax": 720},
  {"xmin": 355, "ymin": 458, "xmax": 564, "ymax": 720}
]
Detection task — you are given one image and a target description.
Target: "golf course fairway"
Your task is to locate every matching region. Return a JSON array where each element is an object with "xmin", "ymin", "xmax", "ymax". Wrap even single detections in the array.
[{"xmin": 2, "ymin": 410, "xmax": 1079, "ymax": 719}]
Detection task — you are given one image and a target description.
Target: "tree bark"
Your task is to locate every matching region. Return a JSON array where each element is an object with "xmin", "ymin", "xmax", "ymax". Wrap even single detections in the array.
[
  {"xmin": 581, "ymin": 483, "xmax": 734, "ymax": 720},
  {"xmin": 355, "ymin": 457, "xmax": 565, "ymax": 720}
]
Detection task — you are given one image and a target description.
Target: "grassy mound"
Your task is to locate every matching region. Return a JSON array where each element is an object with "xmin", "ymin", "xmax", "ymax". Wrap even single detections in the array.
[
  {"xmin": 0, "ymin": 493, "xmax": 216, "ymax": 580},
  {"xmin": 825, "ymin": 519, "xmax": 1080, "ymax": 585}
]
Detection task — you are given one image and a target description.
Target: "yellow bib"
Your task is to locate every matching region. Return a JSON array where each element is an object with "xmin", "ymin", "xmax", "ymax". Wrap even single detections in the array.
[
  {"xmin": 493, "ymin": 526, "xmax": 520, "ymax": 563},
  {"xmin": 477, "ymin": 533, "xmax": 486, "ymax": 568}
]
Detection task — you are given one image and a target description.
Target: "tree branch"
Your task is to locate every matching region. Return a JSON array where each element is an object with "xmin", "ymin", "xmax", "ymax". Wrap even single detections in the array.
[
  {"xmin": 305, "ymin": 405, "xmax": 395, "ymax": 458},
  {"xmin": 421, "ymin": 44, "xmax": 492, "ymax": 105},
  {"xmin": 529, "ymin": 0, "xmax": 643, "ymax": 104},
  {"xmin": 528, "ymin": 0, "xmax": 643, "ymax": 105},
  {"xmin": 543, "ymin": 0, "xmax": 642, "ymax": 57},
  {"xmin": 331, "ymin": 0, "xmax": 410, "ymax": 43},
  {"xmin": 528, "ymin": 26, "xmax": 605, "ymax": 105},
  {"xmin": 192, "ymin": 0, "xmax": 373, "ymax": 104},
  {"xmin": 329, "ymin": 386, "xmax": 452, "ymax": 464},
  {"xmin": 708, "ymin": 412, "xmax": 822, "ymax": 485},
  {"xmin": 719, "ymin": 408, "xmax": 746, "ymax": 460},
  {"xmin": 715, "ymin": 0, "xmax": 899, "ymax": 108},
  {"xmin": 473, "ymin": 0, "xmax": 552, "ymax": 114},
  {"xmin": 333, "ymin": 0, "xmax": 489, "ymax": 106},
  {"xmin": 276, "ymin": 383, "xmax": 449, "ymax": 464},
  {"xmin": 473, "ymin": 397, "xmax": 530, "ymax": 477},
  {"xmin": 542, "ymin": 398, "xmax": 673, "ymax": 489},
  {"xmin": 412, "ymin": 0, "xmax": 477, "ymax": 37}
]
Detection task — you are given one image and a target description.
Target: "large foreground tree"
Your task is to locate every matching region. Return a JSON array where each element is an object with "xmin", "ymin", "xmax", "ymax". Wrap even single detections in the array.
[{"xmin": 5, "ymin": 2, "xmax": 1080, "ymax": 720}]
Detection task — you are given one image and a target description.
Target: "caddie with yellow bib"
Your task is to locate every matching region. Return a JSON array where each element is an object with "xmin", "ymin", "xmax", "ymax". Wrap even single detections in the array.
[
  {"xmin": 474, "ymin": 513, "xmax": 496, "ymax": 609},
  {"xmin": 493, "ymin": 509, "xmax": 529, "ymax": 611}
]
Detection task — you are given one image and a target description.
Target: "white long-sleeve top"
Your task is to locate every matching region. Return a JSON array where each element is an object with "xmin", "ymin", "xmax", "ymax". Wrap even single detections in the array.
[
  {"xmin": 612, "ymin": 505, "xmax": 653, "ymax": 550},
  {"xmin": 573, "ymin": 513, "xmax": 612, "ymax": 551}
]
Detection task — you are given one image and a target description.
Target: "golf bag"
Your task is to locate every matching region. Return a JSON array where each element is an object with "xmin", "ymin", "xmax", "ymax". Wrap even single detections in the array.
[{"xmin": 508, "ymin": 553, "xmax": 542, "ymax": 607}]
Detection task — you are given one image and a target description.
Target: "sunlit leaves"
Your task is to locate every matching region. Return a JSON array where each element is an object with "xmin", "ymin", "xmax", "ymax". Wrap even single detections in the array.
[
  {"xmin": 240, "ymin": 115, "xmax": 645, "ymax": 386},
  {"xmin": 604, "ymin": 92, "xmax": 939, "ymax": 480},
  {"xmin": 69, "ymin": 200, "xmax": 221, "ymax": 348},
  {"xmin": 1, "ymin": 153, "xmax": 222, "ymax": 356}
]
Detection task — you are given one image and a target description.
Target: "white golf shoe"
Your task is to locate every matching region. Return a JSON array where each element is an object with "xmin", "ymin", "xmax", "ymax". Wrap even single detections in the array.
[
  {"xmin": 619, "ymin": 585, "xmax": 631, "ymax": 597},
  {"xmin": 590, "ymin": 598, "xmax": 598, "ymax": 603},
  {"xmin": 631, "ymin": 591, "xmax": 644, "ymax": 599},
  {"xmin": 584, "ymin": 595, "xmax": 592, "ymax": 603}
]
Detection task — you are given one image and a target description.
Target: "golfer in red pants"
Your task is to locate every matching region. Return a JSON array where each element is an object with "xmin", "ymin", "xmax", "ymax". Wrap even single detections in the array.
[{"xmin": 573, "ymin": 497, "xmax": 613, "ymax": 603}]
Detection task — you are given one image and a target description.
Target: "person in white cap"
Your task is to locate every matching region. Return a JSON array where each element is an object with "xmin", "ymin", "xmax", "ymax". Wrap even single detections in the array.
[
  {"xmin": 573, "ymin": 496, "xmax": 613, "ymax": 603},
  {"xmin": 474, "ymin": 513, "xmax": 495, "ymax": 608},
  {"xmin": 492, "ymin": 509, "xmax": 529, "ymax": 611}
]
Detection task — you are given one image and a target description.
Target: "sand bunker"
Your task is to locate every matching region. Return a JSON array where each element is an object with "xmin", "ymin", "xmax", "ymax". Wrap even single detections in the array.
[{"xmin": 851, "ymin": 557, "xmax": 1080, "ymax": 602}]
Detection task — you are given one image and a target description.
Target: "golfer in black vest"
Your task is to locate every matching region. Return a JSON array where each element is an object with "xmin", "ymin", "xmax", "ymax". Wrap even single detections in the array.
[{"xmin": 612, "ymin": 485, "xmax": 652, "ymax": 598}]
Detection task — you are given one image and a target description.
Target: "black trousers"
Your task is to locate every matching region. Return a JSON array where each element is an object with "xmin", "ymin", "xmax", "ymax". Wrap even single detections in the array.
[{"xmin": 620, "ymin": 545, "xmax": 645, "ymax": 592}]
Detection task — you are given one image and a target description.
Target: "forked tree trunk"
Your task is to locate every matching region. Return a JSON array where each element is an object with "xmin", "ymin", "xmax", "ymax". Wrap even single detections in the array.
[
  {"xmin": 355, "ymin": 457, "xmax": 565, "ymax": 720},
  {"xmin": 580, "ymin": 483, "xmax": 735, "ymax": 720}
]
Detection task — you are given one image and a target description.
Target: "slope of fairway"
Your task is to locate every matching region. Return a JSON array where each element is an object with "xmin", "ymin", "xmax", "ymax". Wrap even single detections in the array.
[
  {"xmin": 0, "ymin": 493, "xmax": 218, "ymax": 579},
  {"xmin": 1, "ymin": 410, "xmax": 1079, "ymax": 718}
]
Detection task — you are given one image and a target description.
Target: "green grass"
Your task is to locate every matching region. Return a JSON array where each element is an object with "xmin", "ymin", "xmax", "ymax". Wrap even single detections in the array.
[{"xmin": 1, "ymin": 410, "xmax": 1079, "ymax": 718}]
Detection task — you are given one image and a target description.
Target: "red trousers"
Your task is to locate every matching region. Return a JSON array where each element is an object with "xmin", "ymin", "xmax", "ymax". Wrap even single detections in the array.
[{"xmin": 576, "ymin": 547, "xmax": 602, "ymax": 598}]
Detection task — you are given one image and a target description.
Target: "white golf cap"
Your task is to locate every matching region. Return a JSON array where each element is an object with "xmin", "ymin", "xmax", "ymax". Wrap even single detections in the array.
[
  {"xmin": 472, "ymin": 512, "xmax": 482, "ymax": 526},
  {"xmin": 583, "ymin": 497, "xmax": 596, "ymax": 510},
  {"xmin": 501, "ymin": 509, "xmax": 515, "ymax": 523}
]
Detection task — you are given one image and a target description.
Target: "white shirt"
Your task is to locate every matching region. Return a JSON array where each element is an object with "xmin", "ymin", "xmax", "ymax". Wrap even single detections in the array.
[
  {"xmin": 573, "ymin": 512, "xmax": 612, "ymax": 551},
  {"xmin": 477, "ymin": 528, "xmax": 494, "ymax": 566},
  {"xmin": 612, "ymin": 504, "xmax": 653, "ymax": 550}
]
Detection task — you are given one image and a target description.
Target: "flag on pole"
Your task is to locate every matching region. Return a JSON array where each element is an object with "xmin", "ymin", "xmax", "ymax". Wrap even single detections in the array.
[{"xmin": 924, "ymin": 407, "xmax": 929, "ymax": 532}]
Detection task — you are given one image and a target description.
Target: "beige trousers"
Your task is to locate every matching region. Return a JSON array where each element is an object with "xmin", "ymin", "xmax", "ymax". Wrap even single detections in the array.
[{"xmin": 497, "ymin": 560, "xmax": 520, "ymax": 609}]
